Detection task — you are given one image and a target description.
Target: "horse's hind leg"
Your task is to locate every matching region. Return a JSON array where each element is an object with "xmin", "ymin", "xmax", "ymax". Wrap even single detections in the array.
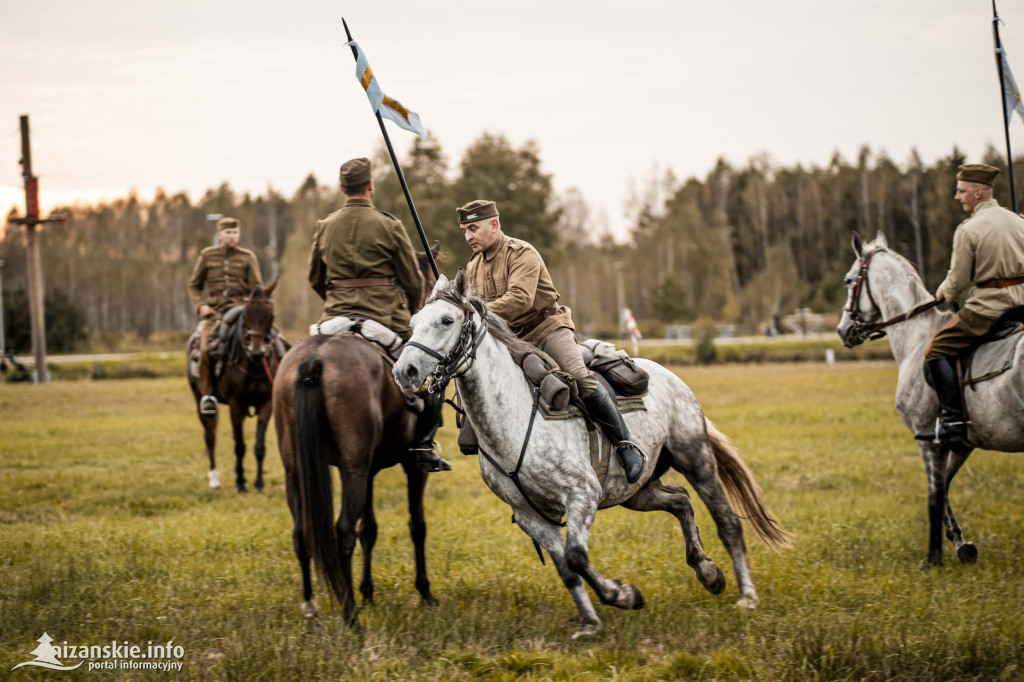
[
  {"xmin": 358, "ymin": 477, "xmax": 378, "ymax": 605},
  {"xmin": 229, "ymin": 402, "xmax": 248, "ymax": 493},
  {"xmin": 941, "ymin": 446, "xmax": 977, "ymax": 564},
  {"xmin": 512, "ymin": 508, "xmax": 602, "ymax": 641},
  {"xmin": 673, "ymin": 440, "xmax": 757, "ymax": 607},
  {"xmin": 336, "ymin": 470, "xmax": 367, "ymax": 624},
  {"xmin": 622, "ymin": 478, "xmax": 726, "ymax": 594},
  {"xmin": 402, "ymin": 462, "xmax": 437, "ymax": 605}
]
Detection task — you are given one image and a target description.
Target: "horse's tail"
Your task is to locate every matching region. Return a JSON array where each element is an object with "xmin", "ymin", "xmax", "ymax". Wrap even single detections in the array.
[
  {"xmin": 705, "ymin": 418, "xmax": 794, "ymax": 550},
  {"xmin": 294, "ymin": 356, "xmax": 346, "ymax": 604}
]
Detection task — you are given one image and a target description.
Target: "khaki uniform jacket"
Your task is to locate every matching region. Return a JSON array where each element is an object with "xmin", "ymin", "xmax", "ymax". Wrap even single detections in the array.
[
  {"xmin": 308, "ymin": 197, "xmax": 424, "ymax": 335},
  {"xmin": 939, "ymin": 198, "xmax": 1024, "ymax": 319},
  {"xmin": 466, "ymin": 232, "xmax": 574, "ymax": 345},
  {"xmin": 188, "ymin": 244, "xmax": 263, "ymax": 315}
]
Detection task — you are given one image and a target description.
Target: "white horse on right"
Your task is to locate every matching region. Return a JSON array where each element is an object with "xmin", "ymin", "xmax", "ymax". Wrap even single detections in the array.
[{"xmin": 838, "ymin": 232, "xmax": 1024, "ymax": 567}]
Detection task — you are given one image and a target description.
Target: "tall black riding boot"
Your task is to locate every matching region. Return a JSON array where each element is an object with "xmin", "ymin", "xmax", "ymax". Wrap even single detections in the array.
[
  {"xmin": 198, "ymin": 360, "xmax": 218, "ymax": 415},
  {"xmin": 410, "ymin": 392, "xmax": 451, "ymax": 472},
  {"xmin": 915, "ymin": 357, "xmax": 967, "ymax": 443},
  {"xmin": 582, "ymin": 385, "xmax": 647, "ymax": 484}
]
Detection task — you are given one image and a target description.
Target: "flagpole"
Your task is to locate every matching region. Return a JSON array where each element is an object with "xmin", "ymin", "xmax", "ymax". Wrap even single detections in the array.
[
  {"xmin": 342, "ymin": 18, "xmax": 440, "ymax": 279},
  {"xmin": 993, "ymin": 0, "xmax": 1018, "ymax": 212}
]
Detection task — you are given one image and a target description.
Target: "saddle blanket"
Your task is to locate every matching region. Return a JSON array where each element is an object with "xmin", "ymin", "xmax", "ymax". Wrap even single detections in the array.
[{"xmin": 967, "ymin": 323, "xmax": 1024, "ymax": 385}]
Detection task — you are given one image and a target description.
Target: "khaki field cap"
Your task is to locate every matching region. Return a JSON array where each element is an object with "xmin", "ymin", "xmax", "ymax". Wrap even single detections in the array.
[
  {"xmin": 957, "ymin": 163, "xmax": 1001, "ymax": 186},
  {"xmin": 457, "ymin": 199, "xmax": 498, "ymax": 224},
  {"xmin": 217, "ymin": 217, "xmax": 239, "ymax": 231},
  {"xmin": 340, "ymin": 157, "xmax": 372, "ymax": 188}
]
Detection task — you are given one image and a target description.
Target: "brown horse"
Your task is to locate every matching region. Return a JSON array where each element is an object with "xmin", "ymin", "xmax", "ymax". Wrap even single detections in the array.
[
  {"xmin": 273, "ymin": 245, "xmax": 440, "ymax": 623},
  {"xmin": 188, "ymin": 279, "xmax": 282, "ymax": 493}
]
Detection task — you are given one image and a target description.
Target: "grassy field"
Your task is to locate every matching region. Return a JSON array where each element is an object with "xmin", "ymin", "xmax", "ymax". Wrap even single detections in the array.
[{"xmin": 1, "ymin": 363, "xmax": 1022, "ymax": 680}]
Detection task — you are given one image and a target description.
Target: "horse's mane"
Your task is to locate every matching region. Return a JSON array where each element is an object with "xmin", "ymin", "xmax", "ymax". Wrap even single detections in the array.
[{"xmin": 429, "ymin": 284, "xmax": 540, "ymax": 357}]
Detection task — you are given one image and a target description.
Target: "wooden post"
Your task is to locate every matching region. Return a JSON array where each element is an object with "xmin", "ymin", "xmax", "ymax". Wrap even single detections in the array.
[
  {"xmin": 20, "ymin": 115, "xmax": 49, "ymax": 383},
  {"xmin": 11, "ymin": 115, "xmax": 64, "ymax": 383}
]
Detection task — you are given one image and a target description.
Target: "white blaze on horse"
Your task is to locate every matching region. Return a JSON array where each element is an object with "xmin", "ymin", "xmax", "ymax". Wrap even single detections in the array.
[
  {"xmin": 393, "ymin": 271, "xmax": 791, "ymax": 640},
  {"xmin": 838, "ymin": 232, "xmax": 1024, "ymax": 567}
]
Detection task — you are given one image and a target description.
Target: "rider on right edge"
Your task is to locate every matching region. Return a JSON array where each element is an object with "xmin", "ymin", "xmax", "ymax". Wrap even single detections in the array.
[{"xmin": 916, "ymin": 163, "xmax": 1024, "ymax": 443}]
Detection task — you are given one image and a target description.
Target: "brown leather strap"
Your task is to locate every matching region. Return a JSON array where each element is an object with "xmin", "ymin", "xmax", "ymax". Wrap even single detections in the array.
[
  {"xmin": 513, "ymin": 303, "xmax": 560, "ymax": 337},
  {"xmin": 327, "ymin": 277, "xmax": 396, "ymax": 289},
  {"xmin": 976, "ymin": 275, "xmax": 1024, "ymax": 289}
]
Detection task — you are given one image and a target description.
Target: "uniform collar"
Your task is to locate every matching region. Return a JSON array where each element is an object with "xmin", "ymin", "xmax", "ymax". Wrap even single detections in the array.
[
  {"xmin": 973, "ymin": 198, "xmax": 999, "ymax": 215},
  {"xmin": 344, "ymin": 197, "xmax": 374, "ymax": 208},
  {"xmin": 482, "ymin": 232, "xmax": 508, "ymax": 262},
  {"xmin": 220, "ymin": 244, "xmax": 238, "ymax": 255}
]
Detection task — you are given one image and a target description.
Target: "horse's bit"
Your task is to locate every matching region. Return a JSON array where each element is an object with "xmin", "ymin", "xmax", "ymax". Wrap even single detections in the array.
[{"xmin": 844, "ymin": 246, "xmax": 940, "ymax": 345}]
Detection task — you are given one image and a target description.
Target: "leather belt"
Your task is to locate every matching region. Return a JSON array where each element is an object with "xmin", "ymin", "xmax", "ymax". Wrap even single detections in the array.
[
  {"xmin": 327, "ymin": 277, "xmax": 397, "ymax": 289},
  {"xmin": 977, "ymin": 275, "xmax": 1024, "ymax": 289},
  {"xmin": 512, "ymin": 303, "xmax": 560, "ymax": 338}
]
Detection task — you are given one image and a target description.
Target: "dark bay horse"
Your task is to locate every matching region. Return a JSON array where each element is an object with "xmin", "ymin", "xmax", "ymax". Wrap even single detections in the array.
[
  {"xmin": 273, "ymin": 245, "xmax": 441, "ymax": 623},
  {"xmin": 188, "ymin": 280, "xmax": 282, "ymax": 493}
]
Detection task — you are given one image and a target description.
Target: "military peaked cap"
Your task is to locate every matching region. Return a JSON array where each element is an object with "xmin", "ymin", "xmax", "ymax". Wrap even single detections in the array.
[
  {"xmin": 217, "ymin": 217, "xmax": 239, "ymax": 231},
  {"xmin": 457, "ymin": 199, "xmax": 499, "ymax": 224},
  {"xmin": 957, "ymin": 163, "xmax": 1000, "ymax": 187},
  {"xmin": 340, "ymin": 157, "xmax": 372, "ymax": 188}
]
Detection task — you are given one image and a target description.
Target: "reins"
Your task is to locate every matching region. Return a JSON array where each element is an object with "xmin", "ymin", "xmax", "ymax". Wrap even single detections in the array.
[{"xmin": 845, "ymin": 246, "xmax": 941, "ymax": 341}]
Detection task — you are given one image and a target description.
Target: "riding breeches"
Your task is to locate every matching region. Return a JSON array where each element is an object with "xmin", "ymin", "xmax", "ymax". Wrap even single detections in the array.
[
  {"xmin": 925, "ymin": 308, "xmax": 997, "ymax": 359},
  {"xmin": 536, "ymin": 326, "xmax": 599, "ymax": 398},
  {"xmin": 197, "ymin": 316, "xmax": 219, "ymax": 363}
]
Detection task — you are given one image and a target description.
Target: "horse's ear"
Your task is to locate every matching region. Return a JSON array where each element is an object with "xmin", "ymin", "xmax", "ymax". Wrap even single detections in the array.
[
  {"xmin": 454, "ymin": 269, "xmax": 469, "ymax": 297},
  {"xmin": 430, "ymin": 240, "xmax": 441, "ymax": 259},
  {"xmin": 431, "ymin": 274, "xmax": 449, "ymax": 297},
  {"xmin": 263, "ymin": 278, "xmax": 278, "ymax": 296},
  {"xmin": 874, "ymin": 231, "xmax": 888, "ymax": 249},
  {"xmin": 851, "ymin": 231, "xmax": 865, "ymax": 256}
]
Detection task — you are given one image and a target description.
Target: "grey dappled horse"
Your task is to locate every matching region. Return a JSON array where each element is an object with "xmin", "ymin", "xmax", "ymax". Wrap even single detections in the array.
[
  {"xmin": 393, "ymin": 272, "xmax": 791, "ymax": 640},
  {"xmin": 838, "ymin": 232, "xmax": 1024, "ymax": 566}
]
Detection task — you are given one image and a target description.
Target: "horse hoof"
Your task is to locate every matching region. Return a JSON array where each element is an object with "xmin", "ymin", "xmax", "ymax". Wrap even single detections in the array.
[
  {"xmin": 736, "ymin": 597, "xmax": 758, "ymax": 610},
  {"xmin": 300, "ymin": 600, "xmax": 318, "ymax": 619},
  {"xmin": 957, "ymin": 543, "xmax": 978, "ymax": 565},
  {"xmin": 421, "ymin": 594, "xmax": 439, "ymax": 607},
  {"xmin": 571, "ymin": 623, "xmax": 601, "ymax": 642},
  {"xmin": 701, "ymin": 565, "xmax": 726, "ymax": 594},
  {"xmin": 208, "ymin": 470, "xmax": 221, "ymax": 489},
  {"xmin": 237, "ymin": 486, "xmax": 248, "ymax": 495},
  {"xmin": 609, "ymin": 582, "xmax": 644, "ymax": 610}
]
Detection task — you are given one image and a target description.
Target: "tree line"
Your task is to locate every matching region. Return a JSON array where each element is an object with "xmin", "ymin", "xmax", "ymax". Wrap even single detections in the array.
[{"xmin": 2, "ymin": 131, "xmax": 1017, "ymax": 351}]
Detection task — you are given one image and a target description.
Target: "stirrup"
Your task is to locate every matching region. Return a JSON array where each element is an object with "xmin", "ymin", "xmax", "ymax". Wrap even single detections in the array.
[
  {"xmin": 410, "ymin": 441, "xmax": 452, "ymax": 472},
  {"xmin": 914, "ymin": 417, "xmax": 966, "ymax": 444},
  {"xmin": 199, "ymin": 395, "xmax": 219, "ymax": 415},
  {"xmin": 616, "ymin": 440, "xmax": 649, "ymax": 462}
]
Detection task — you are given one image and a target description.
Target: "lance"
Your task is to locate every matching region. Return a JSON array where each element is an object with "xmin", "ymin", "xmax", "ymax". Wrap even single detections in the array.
[
  {"xmin": 342, "ymin": 18, "xmax": 440, "ymax": 279},
  {"xmin": 993, "ymin": 0, "xmax": 1018, "ymax": 212}
]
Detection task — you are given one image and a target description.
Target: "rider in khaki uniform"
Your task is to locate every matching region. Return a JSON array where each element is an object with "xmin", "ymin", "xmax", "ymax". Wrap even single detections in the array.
[
  {"xmin": 308, "ymin": 157, "xmax": 448, "ymax": 472},
  {"xmin": 188, "ymin": 217, "xmax": 263, "ymax": 413},
  {"xmin": 460, "ymin": 199, "xmax": 647, "ymax": 483},
  {"xmin": 917, "ymin": 163, "xmax": 1024, "ymax": 443}
]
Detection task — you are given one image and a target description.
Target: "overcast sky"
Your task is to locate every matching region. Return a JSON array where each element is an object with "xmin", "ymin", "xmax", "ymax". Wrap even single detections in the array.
[{"xmin": 2, "ymin": 0, "xmax": 1024, "ymax": 239}]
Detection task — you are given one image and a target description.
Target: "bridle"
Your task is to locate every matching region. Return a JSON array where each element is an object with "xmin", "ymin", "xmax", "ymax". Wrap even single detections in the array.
[
  {"xmin": 404, "ymin": 299, "xmax": 488, "ymax": 395},
  {"xmin": 844, "ymin": 246, "xmax": 940, "ymax": 344}
]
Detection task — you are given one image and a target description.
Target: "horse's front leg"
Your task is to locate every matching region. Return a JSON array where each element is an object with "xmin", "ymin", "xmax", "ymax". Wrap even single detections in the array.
[
  {"xmin": 563, "ymin": 492, "xmax": 644, "ymax": 612},
  {"xmin": 197, "ymin": 403, "xmax": 219, "ymax": 489},
  {"xmin": 253, "ymin": 400, "xmax": 272, "ymax": 492},
  {"xmin": 401, "ymin": 462, "xmax": 437, "ymax": 605},
  {"xmin": 229, "ymin": 402, "xmax": 248, "ymax": 494},
  {"xmin": 941, "ymin": 445, "xmax": 977, "ymax": 564},
  {"xmin": 919, "ymin": 442, "xmax": 946, "ymax": 566},
  {"xmin": 512, "ymin": 508, "xmax": 602, "ymax": 641},
  {"xmin": 622, "ymin": 478, "xmax": 726, "ymax": 595}
]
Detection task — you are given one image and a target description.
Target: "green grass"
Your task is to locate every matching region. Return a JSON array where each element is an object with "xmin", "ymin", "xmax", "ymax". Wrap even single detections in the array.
[{"xmin": 1, "ymin": 364, "xmax": 1022, "ymax": 680}]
